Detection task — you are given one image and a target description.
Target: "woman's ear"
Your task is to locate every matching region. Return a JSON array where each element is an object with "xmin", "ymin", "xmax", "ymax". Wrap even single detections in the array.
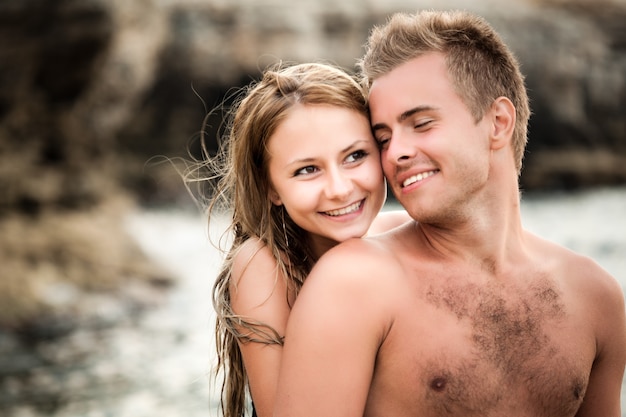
[
  {"xmin": 490, "ymin": 96, "xmax": 516, "ymax": 151},
  {"xmin": 269, "ymin": 188, "xmax": 282, "ymax": 206}
]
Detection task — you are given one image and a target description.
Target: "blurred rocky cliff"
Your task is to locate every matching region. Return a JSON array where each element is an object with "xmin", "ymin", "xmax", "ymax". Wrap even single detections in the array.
[{"xmin": 1, "ymin": 0, "xmax": 625, "ymax": 329}]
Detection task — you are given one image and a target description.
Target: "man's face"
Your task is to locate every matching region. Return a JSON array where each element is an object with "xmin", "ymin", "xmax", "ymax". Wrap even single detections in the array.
[{"xmin": 368, "ymin": 52, "xmax": 493, "ymax": 224}]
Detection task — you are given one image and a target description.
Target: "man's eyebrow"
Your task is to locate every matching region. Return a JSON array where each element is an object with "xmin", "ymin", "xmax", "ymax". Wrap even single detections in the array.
[{"xmin": 372, "ymin": 105, "xmax": 438, "ymax": 132}]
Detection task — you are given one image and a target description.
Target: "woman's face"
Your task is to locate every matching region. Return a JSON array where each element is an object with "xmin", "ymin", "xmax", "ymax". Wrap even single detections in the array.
[{"xmin": 267, "ymin": 103, "xmax": 386, "ymax": 257}]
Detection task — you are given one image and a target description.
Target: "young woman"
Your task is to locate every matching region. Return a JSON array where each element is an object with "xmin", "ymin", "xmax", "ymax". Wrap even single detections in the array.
[{"xmin": 202, "ymin": 62, "xmax": 409, "ymax": 417}]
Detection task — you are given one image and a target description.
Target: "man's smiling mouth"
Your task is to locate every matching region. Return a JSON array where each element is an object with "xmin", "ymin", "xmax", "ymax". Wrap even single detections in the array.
[{"xmin": 402, "ymin": 170, "xmax": 438, "ymax": 188}]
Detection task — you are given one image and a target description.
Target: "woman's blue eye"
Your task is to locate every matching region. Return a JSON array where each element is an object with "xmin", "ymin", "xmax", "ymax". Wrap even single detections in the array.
[
  {"xmin": 346, "ymin": 150, "xmax": 368, "ymax": 163},
  {"xmin": 294, "ymin": 166, "xmax": 318, "ymax": 176}
]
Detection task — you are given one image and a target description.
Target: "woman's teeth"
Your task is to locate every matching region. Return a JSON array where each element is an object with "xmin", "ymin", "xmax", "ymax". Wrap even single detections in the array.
[{"xmin": 325, "ymin": 201, "xmax": 362, "ymax": 217}]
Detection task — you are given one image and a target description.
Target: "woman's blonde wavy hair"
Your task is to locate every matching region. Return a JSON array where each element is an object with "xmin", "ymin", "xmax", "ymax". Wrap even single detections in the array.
[{"xmin": 189, "ymin": 61, "xmax": 369, "ymax": 417}]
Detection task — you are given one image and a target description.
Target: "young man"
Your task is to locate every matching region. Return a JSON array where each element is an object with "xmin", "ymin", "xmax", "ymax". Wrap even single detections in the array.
[{"xmin": 273, "ymin": 10, "xmax": 626, "ymax": 417}]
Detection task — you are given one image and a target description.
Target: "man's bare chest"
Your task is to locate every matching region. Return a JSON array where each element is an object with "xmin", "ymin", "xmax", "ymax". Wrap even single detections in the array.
[{"xmin": 375, "ymin": 271, "xmax": 594, "ymax": 416}]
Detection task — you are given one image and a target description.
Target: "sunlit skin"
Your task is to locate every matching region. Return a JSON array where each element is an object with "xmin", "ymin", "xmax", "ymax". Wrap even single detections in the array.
[
  {"xmin": 231, "ymin": 102, "xmax": 408, "ymax": 417},
  {"xmin": 273, "ymin": 53, "xmax": 625, "ymax": 417},
  {"xmin": 267, "ymin": 103, "xmax": 387, "ymax": 258}
]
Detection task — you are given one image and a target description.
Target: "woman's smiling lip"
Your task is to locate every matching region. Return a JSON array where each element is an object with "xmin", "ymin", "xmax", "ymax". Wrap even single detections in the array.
[{"xmin": 322, "ymin": 200, "xmax": 364, "ymax": 217}]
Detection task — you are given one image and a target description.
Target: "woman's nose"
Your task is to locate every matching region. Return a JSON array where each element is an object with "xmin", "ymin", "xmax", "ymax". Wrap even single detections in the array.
[{"xmin": 324, "ymin": 168, "xmax": 353, "ymax": 199}]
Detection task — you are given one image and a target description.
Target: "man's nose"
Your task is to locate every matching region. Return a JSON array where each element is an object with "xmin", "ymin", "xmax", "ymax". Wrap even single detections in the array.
[{"xmin": 385, "ymin": 130, "xmax": 418, "ymax": 165}]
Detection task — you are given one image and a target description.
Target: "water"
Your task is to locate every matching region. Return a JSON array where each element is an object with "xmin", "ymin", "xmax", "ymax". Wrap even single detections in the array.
[
  {"xmin": 521, "ymin": 187, "xmax": 626, "ymax": 281},
  {"xmin": 126, "ymin": 186, "xmax": 625, "ymax": 416},
  {"xmin": 128, "ymin": 186, "xmax": 626, "ymax": 416},
  {"xmin": 10, "ymin": 186, "xmax": 625, "ymax": 416}
]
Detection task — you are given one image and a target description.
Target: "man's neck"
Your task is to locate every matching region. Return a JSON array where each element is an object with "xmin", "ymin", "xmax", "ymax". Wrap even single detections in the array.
[{"xmin": 416, "ymin": 184, "xmax": 525, "ymax": 273}]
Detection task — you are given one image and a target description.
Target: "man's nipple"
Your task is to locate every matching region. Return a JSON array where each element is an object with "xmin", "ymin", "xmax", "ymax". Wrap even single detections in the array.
[{"xmin": 430, "ymin": 376, "xmax": 448, "ymax": 392}]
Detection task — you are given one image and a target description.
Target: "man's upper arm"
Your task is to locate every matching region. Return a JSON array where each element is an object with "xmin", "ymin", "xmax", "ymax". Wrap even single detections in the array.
[
  {"xmin": 575, "ymin": 263, "xmax": 626, "ymax": 417},
  {"xmin": 274, "ymin": 245, "xmax": 392, "ymax": 417}
]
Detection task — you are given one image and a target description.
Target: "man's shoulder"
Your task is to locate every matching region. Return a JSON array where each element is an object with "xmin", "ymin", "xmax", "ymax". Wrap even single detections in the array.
[
  {"xmin": 562, "ymin": 250, "xmax": 623, "ymax": 302},
  {"xmin": 532, "ymin": 233, "xmax": 612, "ymax": 277},
  {"xmin": 530, "ymin": 232, "xmax": 623, "ymax": 304}
]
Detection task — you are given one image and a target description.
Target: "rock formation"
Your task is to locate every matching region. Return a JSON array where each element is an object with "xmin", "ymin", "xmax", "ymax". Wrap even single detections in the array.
[
  {"xmin": 0, "ymin": 0, "xmax": 625, "ymax": 413},
  {"xmin": 0, "ymin": 0, "xmax": 625, "ymax": 332}
]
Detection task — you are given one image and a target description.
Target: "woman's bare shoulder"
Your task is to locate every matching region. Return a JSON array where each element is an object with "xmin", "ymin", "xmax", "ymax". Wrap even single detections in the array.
[
  {"xmin": 230, "ymin": 237, "xmax": 286, "ymax": 312},
  {"xmin": 232, "ymin": 236, "xmax": 281, "ymax": 278}
]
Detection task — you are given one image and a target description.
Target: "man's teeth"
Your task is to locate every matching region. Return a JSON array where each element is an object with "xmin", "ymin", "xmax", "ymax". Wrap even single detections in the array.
[
  {"xmin": 325, "ymin": 201, "xmax": 361, "ymax": 217},
  {"xmin": 403, "ymin": 170, "xmax": 437, "ymax": 188}
]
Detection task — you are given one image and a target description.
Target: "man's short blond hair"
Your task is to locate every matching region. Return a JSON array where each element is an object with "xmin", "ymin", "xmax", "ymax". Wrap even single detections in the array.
[{"xmin": 358, "ymin": 10, "xmax": 531, "ymax": 174}]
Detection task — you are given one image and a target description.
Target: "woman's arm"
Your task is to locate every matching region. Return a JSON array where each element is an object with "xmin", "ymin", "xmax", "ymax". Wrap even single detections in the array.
[
  {"xmin": 230, "ymin": 239, "xmax": 292, "ymax": 417},
  {"xmin": 274, "ymin": 240, "xmax": 393, "ymax": 417}
]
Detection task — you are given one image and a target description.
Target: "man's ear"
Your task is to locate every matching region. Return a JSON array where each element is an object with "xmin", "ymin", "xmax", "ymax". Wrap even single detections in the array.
[
  {"xmin": 490, "ymin": 96, "xmax": 516, "ymax": 151},
  {"xmin": 269, "ymin": 188, "xmax": 282, "ymax": 206}
]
